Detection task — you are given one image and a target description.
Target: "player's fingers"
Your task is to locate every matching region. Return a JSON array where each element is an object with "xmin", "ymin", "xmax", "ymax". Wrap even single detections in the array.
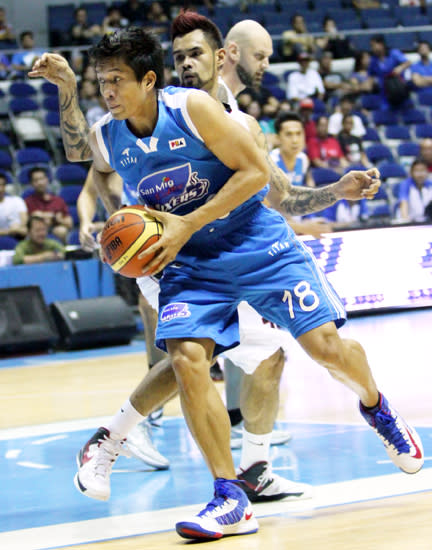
[
  {"xmin": 365, "ymin": 167, "xmax": 380, "ymax": 180},
  {"xmin": 137, "ymin": 241, "xmax": 161, "ymax": 260}
]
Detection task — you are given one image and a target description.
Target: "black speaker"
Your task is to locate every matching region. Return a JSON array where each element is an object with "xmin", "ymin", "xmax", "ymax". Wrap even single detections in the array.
[
  {"xmin": 0, "ymin": 286, "xmax": 59, "ymax": 356},
  {"xmin": 50, "ymin": 296, "xmax": 137, "ymax": 350}
]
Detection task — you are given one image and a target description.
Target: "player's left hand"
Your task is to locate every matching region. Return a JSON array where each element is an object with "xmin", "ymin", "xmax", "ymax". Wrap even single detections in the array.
[
  {"xmin": 335, "ymin": 168, "xmax": 381, "ymax": 201},
  {"xmin": 138, "ymin": 208, "xmax": 195, "ymax": 275}
]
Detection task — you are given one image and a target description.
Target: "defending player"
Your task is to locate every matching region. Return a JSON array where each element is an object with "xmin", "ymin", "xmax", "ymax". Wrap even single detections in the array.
[{"xmin": 30, "ymin": 27, "xmax": 423, "ymax": 541}]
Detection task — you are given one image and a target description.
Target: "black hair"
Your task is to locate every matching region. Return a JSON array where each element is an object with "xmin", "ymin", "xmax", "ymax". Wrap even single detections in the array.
[
  {"xmin": 29, "ymin": 166, "xmax": 49, "ymax": 182},
  {"xmin": 411, "ymin": 158, "xmax": 428, "ymax": 171},
  {"xmin": 27, "ymin": 215, "xmax": 47, "ymax": 231},
  {"xmin": 89, "ymin": 27, "xmax": 165, "ymax": 88},
  {"xmin": 274, "ymin": 111, "xmax": 303, "ymax": 134}
]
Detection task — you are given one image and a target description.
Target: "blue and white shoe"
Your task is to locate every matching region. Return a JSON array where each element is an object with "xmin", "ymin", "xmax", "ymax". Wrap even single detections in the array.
[
  {"xmin": 360, "ymin": 393, "xmax": 424, "ymax": 474},
  {"xmin": 176, "ymin": 478, "xmax": 258, "ymax": 540}
]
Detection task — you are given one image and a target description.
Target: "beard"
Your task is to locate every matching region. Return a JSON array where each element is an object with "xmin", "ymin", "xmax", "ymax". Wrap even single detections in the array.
[{"xmin": 236, "ymin": 63, "xmax": 261, "ymax": 90}]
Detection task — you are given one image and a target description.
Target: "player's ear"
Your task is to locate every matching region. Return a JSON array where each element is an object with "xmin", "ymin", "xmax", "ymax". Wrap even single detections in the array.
[
  {"xmin": 226, "ymin": 41, "xmax": 240, "ymax": 63},
  {"xmin": 216, "ymin": 48, "xmax": 226, "ymax": 70},
  {"xmin": 142, "ymin": 70, "xmax": 157, "ymax": 91}
]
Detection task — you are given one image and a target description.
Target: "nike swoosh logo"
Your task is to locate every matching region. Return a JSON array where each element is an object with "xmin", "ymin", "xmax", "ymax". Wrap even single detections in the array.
[
  {"xmin": 407, "ymin": 427, "xmax": 423, "ymax": 459},
  {"xmin": 245, "ymin": 511, "xmax": 253, "ymax": 521},
  {"xmin": 248, "ymin": 442, "xmax": 264, "ymax": 446}
]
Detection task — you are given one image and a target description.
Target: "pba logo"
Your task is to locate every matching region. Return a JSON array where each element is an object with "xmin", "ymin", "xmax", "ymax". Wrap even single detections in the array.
[{"xmin": 169, "ymin": 137, "xmax": 186, "ymax": 150}]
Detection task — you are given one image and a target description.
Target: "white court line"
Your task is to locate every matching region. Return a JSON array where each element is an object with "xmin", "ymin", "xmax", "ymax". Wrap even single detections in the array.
[{"xmin": 1, "ymin": 469, "xmax": 432, "ymax": 550}]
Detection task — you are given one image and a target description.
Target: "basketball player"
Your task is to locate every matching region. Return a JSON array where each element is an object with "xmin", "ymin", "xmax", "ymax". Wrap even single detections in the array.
[{"xmin": 30, "ymin": 28, "xmax": 423, "ymax": 541}]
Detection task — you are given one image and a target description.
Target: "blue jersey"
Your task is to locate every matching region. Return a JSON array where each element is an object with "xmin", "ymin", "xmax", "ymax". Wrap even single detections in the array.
[
  {"xmin": 95, "ymin": 86, "xmax": 263, "ymax": 250},
  {"xmin": 95, "ymin": 86, "xmax": 346, "ymax": 355}
]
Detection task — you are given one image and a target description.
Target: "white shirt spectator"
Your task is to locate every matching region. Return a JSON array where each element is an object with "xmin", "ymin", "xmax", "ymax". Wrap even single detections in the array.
[
  {"xmin": 328, "ymin": 112, "xmax": 366, "ymax": 138},
  {"xmin": 0, "ymin": 195, "xmax": 27, "ymax": 231},
  {"xmin": 287, "ymin": 68, "xmax": 324, "ymax": 101}
]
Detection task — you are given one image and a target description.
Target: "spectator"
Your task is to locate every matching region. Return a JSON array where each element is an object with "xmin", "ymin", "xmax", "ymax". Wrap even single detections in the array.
[
  {"xmin": 79, "ymin": 79, "xmax": 100, "ymax": 113},
  {"xmin": 286, "ymin": 51, "xmax": 325, "ymax": 103},
  {"xmin": 318, "ymin": 51, "xmax": 352, "ymax": 102},
  {"xmin": 368, "ymin": 34, "xmax": 411, "ymax": 109},
  {"xmin": 0, "ymin": 6, "xmax": 16, "ymax": 48},
  {"xmin": 396, "ymin": 159, "xmax": 432, "ymax": 223},
  {"xmin": 24, "ymin": 167, "xmax": 73, "ymax": 244},
  {"xmin": 350, "ymin": 50, "xmax": 378, "ymax": 96},
  {"xmin": 144, "ymin": 1, "xmax": 169, "ymax": 36},
  {"xmin": 419, "ymin": 138, "xmax": 432, "ymax": 172},
  {"xmin": 246, "ymin": 100, "xmax": 276, "ymax": 148},
  {"xmin": 409, "ymin": 41, "xmax": 432, "ymax": 92},
  {"xmin": 0, "ymin": 174, "xmax": 28, "ymax": 239},
  {"xmin": 333, "ymin": 199, "xmax": 369, "ymax": 226},
  {"xmin": 10, "ymin": 31, "xmax": 44, "ymax": 79},
  {"xmin": 315, "ymin": 17, "xmax": 355, "ymax": 60},
  {"xmin": 281, "ymin": 14, "xmax": 316, "ymax": 62},
  {"xmin": 102, "ymin": 6, "xmax": 129, "ymax": 35},
  {"xmin": 307, "ymin": 115, "xmax": 350, "ymax": 174},
  {"xmin": 298, "ymin": 97, "xmax": 317, "ymax": 143},
  {"xmin": 268, "ymin": 111, "xmax": 333, "ymax": 239},
  {"xmin": 328, "ymin": 95, "xmax": 366, "ymax": 138},
  {"xmin": 70, "ymin": 7, "xmax": 102, "ymax": 46},
  {"xmin": 0, "ymin": 52, "xmax": 10, "ymax": 80},
  {"xmin": 120, "ymin": 0, "xmax": 147, "ymax": 25},
  {"xmin": 337, "ymin": 114, "xmax": 370, "ymax": 167},
  {"xmin": 86, "ymin": 94, "xmax": 108, "ymax": 127},
  {"xmin": 12, "ymin": 215, "xmax": 65, "ymax": 265}
]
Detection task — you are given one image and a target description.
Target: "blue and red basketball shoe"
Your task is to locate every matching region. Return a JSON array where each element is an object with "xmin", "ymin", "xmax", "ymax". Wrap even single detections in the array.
[
  {"xmin": 175, "ymin": 478, "xmax": 258, "ymax": 540},
  {"xmin": 360, "ymin": 393, "xmax": 424, "ymax": 474}
]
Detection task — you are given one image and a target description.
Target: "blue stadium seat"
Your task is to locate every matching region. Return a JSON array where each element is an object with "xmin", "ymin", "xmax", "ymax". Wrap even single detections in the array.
[
  {"xmin": 0, "ymin": 131, "xmax": 11, "ymax": 149},
  {"xmin": 415, "ymin": 123, "xmax": 432, "ymax": 138},
  {"xmin": 42, "ymin": 96, "xmax": 59, "ymax": 111},
  {"xmin": 47, "ymin": 3, "xmax": 75, "ymax": 34},
  {"xmin": 266, "ymin": 85, "xmax": 286, "ymax": 101},
  {"xmin": 9, "ymin": 82, "xmax": 37, "ymax": 98},
  {"xmin": 264, "ymin": 12, "xmax": 292, "ymax": 27},
  {"xmin": 45, "ymin": 111, "xmax": 60, "ymax": 127},
  {"xmin": 369, "ymin": 202, "xmax": 392, "ymax": 218},
  {"xmin": 402, "ymin": 109, "xmax": 427, "ymax": 125},
  {"xmin": 16, "ymin": 147, "xmax": 52, "ymax": 167},
  {"xmin": 85, "ymin": 2, "xmax": 108, "ymax": 25},
  {"xmin": 361, "ymin": 94, "xmax": 382, "ymax": 111},
  {"xmin": 362, "ymin": 15, "xmax": 397, "ymax": 29},
  {"xmin": 18, "ymin": 166, "xmax": 53, "ymax": 185},
  {"xmin": 41, "ymin": 82, "xmax": 58, "ymax": 97},
  {"xmin": 365, "ymin": 144, "xmax": 394, "ymax": 163},
  {"xmin": 68, "ymin": 205, "xmax": 79, "ymax": 226},
  {"xmin": 9, "ymin": 97, "xmax": 39, "ymax": 114},
  {"xmin": 262, "ymin": 72, "xmax": 280, "ymax": 87},
  {"xmin": 55, "ymin": 163, "xmax": 88, "ymax": 185},
  {"xmin": 363, "ymin": 127, "xmax": 381, "ymax": 143},
  {"xmin": 397, "ymin": 142, "xmax": 420, "ymax": 157},
  {"xmin": 378, "ymin": 161, "xmax": 407, "ymax": 180},
  {"xmin": 386, "ymin": 32, "xmax": 417, "ymax": 52},
  {"xmin": 416, "ymin": 89, "xmax": 432, "ymax": 107},
  {"xmin": 384, "ymin": 125, "xmax": 411, "ymax": 141},
  {"xmin": 67, "ymin": 228, "xmax": 80, "ymax": 246},
  {"xmin": 0, "ymin": 235, "xmax": 18, "ymax": 250},
  {"xmin": 397, "ymin": 13, "xmax": 429, "ymax": 27},
  {"xmin": 59, "ymin": 184, "xmax": 83, "ymax": 205},
  {"xmin": 372, "ymin": 110, "xmax": 399, "ymax": 126},
  {"xmin": 0, "ymin": 150, "xmax": 12, "ymax": 170},
  {"xmin": 311, "ymin": 167, "xmax": 341, "ymax": 186}
]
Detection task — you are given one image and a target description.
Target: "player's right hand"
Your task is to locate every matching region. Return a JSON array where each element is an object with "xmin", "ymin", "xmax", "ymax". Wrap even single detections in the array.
[
  {"xmin": 79, "ymin": 223, "xmax": 98, "ymax": 252},
  {"xmin": 28, "ymin": 53, "xmax": 77, "ymax": 87}
]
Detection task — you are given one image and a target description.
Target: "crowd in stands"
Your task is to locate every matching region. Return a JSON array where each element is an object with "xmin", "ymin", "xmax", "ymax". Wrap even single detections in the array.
[{"xmin": 1, "ymin": 0, "xmax": 432, "ymax": 260}]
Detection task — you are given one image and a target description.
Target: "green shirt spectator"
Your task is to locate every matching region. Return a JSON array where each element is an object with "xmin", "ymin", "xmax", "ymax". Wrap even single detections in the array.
[{"xmin": 13, "ymin": 215, "xmax": 65, "ymax": 265}]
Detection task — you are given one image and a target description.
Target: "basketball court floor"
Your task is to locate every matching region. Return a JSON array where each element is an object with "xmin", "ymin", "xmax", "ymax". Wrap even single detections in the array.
[{"xmin": 1, "ymin": 308, "xmax": 431, "ymax": 549}]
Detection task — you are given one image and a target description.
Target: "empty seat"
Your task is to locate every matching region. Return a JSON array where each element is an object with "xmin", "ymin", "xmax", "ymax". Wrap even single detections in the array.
[
  {"xmin": 397, "ymin": 142, "xmax": 420, "ymax": 157},
  {"xmin": 9, "ymin": 82, "xmax": 37, "ymax": 98},
  {"xmin": 55, "ymin": 163, "xmax": 88, "ymax": 185},
  {"xmin": 59, "ymin": 184, "xmax": 83, "ymax": 205},
  {"xmin": 402, "ymin": 109, "xmax": 427, "ymax": 125},
  {"xmin": 378, "ymin": 161, "xmax": 407, "ymax": 180},
  {"xmin": 361, "ymin": 94, "xmax": 381, "ymax": 111},
  {"xmin": 384, "ymin": 125, "xmax": 411, "ymax": 141},
  {"xmin": 16, "ymin": 147, "xmax": 52, "ymax": 167},
  {"xmin": 311, "ymin": 167, "xmax": 341, "ymax": 186},
  {"xmin": 372, "ymin": 110, "xmax": 399, "ymax": 126},
  {"xmin": 365, "ymin": 144, "xmax": 394, "ymax": 163},
  {"xmin": 9, "ymin": 97, "xmax": 39, "ymax": 114},
  {"xmin": 415, "ymin": 123, "xmax": 432, "ymax": 139}
]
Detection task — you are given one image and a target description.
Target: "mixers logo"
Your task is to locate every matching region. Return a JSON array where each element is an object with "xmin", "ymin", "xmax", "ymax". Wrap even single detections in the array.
[
  {"xmin": 137, "ymin": 163, "xmax": 209, "ymax": 212},
  {"xmin": 161, "ymin": 302, "xmax": 191, "ymax": 322}
]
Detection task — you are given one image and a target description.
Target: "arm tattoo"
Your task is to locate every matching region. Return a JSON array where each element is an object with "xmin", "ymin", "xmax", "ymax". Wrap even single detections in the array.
[
  {"xmin": 267, "ymin": 155, "xmax": 338, "ymax": 216},
  {"xmin": 59, "ymin": 89, "xmax": 92, "ymax": 161}
]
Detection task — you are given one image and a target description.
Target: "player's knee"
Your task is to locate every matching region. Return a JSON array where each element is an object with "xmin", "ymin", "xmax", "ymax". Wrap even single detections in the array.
[
  {"xmin": 308, "ymin": 330, "xmax": 345, "ymax": 371},
  {"xmin": 170, "ymin": 341, "xmax": 211, "ymax": 383}
]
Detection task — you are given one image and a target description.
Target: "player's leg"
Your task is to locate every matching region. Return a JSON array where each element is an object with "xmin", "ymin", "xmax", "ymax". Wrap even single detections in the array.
[
  {"xmin": 297, "ymin": 323, "xmax": 424, "ymax": 474},
  {"xmin": 167, "ymin": 336, "xmax": 258, "ymax": 540}
]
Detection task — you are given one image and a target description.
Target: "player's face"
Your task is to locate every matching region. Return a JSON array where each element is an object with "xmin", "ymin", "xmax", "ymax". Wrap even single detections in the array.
[
  {"xmin": 96, "ymin": 58, "xmax": 154, "ymax": 121},
  {"xmin": 278, "ymin": 120, "xmax": 305, "ymax": 157},
  {"xmin": 173, "ymin": 30, "xmax": 222, "ymax": 94},
  {"xmin": 237, "ymin": 36, "xmax": 272, "ymax": 90}
]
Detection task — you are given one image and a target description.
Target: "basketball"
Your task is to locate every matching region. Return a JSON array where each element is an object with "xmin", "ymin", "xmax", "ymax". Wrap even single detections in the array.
[{"xmin": 100, "ymin": 205, "xmax": 163, "ymax": 278}]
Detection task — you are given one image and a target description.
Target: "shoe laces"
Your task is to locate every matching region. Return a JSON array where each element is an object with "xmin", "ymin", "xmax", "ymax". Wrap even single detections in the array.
[
  {"xmin": 198, "ymin": 479, "xmax": 241, "ymax": 518},
  {"xmin": 374, "ymin": 409, "xmax": 410, "ymax": 454},
  {"xmin": 92, "ymin": 436, "xmax": 122, "ymax": 478}
]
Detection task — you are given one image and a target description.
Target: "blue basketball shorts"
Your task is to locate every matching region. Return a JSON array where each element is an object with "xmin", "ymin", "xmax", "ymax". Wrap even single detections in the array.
[{"xmin": 155, "ymin": 204, "xmax": 346, "ymax": 355}]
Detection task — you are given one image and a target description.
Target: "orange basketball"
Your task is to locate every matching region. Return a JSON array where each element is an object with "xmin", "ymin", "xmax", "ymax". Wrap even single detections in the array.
[{"xmin": 100, "ymin": 205, "xmax": 163, "ymax": 278}]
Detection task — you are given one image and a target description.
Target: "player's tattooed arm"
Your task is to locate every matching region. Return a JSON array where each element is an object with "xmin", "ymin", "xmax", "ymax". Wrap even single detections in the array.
[
  {"xmin": 59, "ymin": 87, "xmax": 92, "ymax": 162},
  {"xmin": 249, "ymin": 120, "xmax": 339, "ymax": 216}
]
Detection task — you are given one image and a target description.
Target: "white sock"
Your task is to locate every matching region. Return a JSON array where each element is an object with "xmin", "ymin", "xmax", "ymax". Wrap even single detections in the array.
[
  {"xmin": 239, "ymin": 428, "xmax": 271, "ymax": 471},
  {"xmin": 107, "ymin": 399, "xmax": 145, "ymax": 440}
]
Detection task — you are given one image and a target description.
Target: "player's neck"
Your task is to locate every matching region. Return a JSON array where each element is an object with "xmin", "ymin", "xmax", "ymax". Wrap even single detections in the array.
[
  {"xmin": 280, "ymin": 150, "xmax": 297, "ymax": 170},
  {"xmin": 126, "ymin": 93, "xmax": 159, "ymax": 138},
  {"xmin": 220, "ymin": 69, "xmax": 245, "ymax": 99}
]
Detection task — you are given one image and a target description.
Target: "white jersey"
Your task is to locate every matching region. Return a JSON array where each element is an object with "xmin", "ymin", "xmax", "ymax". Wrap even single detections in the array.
[{"xmin": 135, "ymin": 79, "xmax": 291, "ymax": 374}]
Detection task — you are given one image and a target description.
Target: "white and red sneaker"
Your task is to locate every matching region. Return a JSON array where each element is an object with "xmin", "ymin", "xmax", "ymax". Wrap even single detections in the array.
[{"xmin": 74, "ymin": 427, "xmax": 124, "ymax": 501}]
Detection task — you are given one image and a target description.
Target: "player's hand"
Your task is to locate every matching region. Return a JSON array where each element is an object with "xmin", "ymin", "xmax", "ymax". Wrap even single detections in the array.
[
  {"xmin": 79, "ymin": 223, "xmax": 98, "ymax": 252},
  {"xmin": 95, "ymin": 231, "xmax": 107, "ymax": 263},
  {"xmin": 335, "ymin": 168, "xmax": 381, "ymax": 201},
  {"xmin": 28, "ymin": 52, "xmax": 77, "ymax": 88},
  {"xmin": 138, "ymin": 208, "xmax": 195, "ymax": 275}
]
